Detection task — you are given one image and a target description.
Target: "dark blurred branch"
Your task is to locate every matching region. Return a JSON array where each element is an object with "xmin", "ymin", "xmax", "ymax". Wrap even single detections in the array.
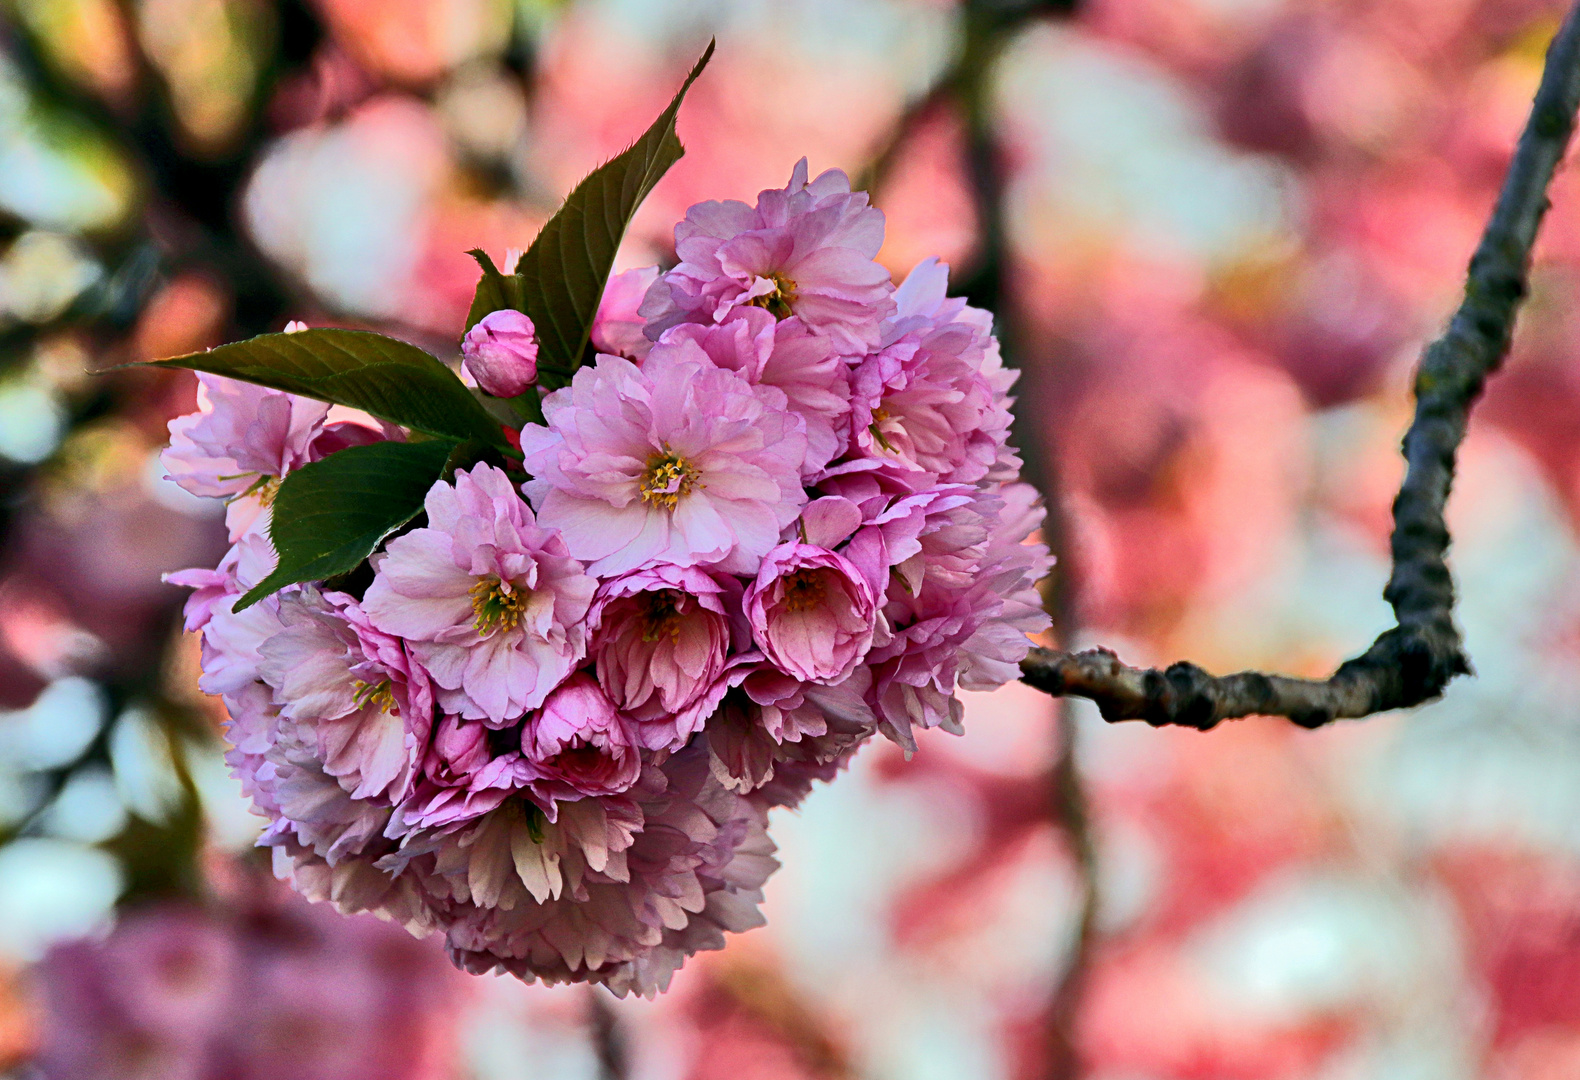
[
  {"xmin": 858, "ymin": 4, "xmax": 1095, "ymax": 1077},
  {"xmin": 1021, "ymin": 0, "xmax": 1580, "ymax": 729},
  {"xmin": 586, "ymin": 987, "xmax": 628, "ymax": 1080}
]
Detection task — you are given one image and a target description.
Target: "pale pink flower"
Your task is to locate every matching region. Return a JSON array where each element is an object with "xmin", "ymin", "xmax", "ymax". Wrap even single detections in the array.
[
  {"xmin": 845, "ymin": 323, "xmax": 1010, "ymax": 490},
  {"xmin": 410, "ymin": 746, "xmax": 775, "ymax": 997},
  {"xmin": 745, "ymin": 542, "xmax": 879, "ymax": 684},
  {"xmin": 591, "ymin": 266, "xmax": 659, "ymax": 361},
  {"xmin": 864, "ymin": 485, "xmax": 1052, "ymax": 749},
  {"xmin": 589, "ymin": 563, "xmax": 739, "ymax": 746},
  {"xmin": 518, "ymin": 348, "xmax": 807, "ymax": 577},
  {"xmin": 640, "ymin": 159, "xmax": 895, "ymax": 353},
  {"xmin": 163, "ymin": 373, "xmax": 328, "ymax": 500},
  {"xmin": 363, "ymin": 463, "xmax": 596, "ymax": 726},
  {"xmin": 257, "ymin": 589, "xmax": 433, "ymax": 804},
  {"xmin": 462, "ymin": 309, "xmax": 539, "ymax": 397},
  {"xmin": 657, "ymin": 308, "xmax": 850, "ymax": 475},
  {"xmin": 519, "ymin": 672, "xmax": 641, "ymax": 803}
]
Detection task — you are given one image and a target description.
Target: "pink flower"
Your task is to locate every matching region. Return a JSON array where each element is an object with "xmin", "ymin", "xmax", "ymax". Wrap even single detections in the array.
[
  {"xmin": 864, "ymin": 484, "xmax": 1052, "ymax": 749},
  {"xmin": 745, "ymin": 541, "xmax": 879, "ymax": 684},
  {"xmin": 407, "ymin": 745, "xmax": 775, "ymax": 997},
  {"xmin": 363, "ymin": 463, "xmax": 596, "ymax": 725},
  {"xmin": 462, "ymin": 309, "xmax": 539, "ymax": 397},
  {"xmin": 163, "ymin": 373, "xmax": 328, "ymax": 499},
  {"xmin": 640, "ymin": 159, "xmax": 895, "ymax": 353},
  {"xmin": 591, "ymin": 266, "xmax": 658, "ymax": 361},
  {"xmin": 657, "ymin": 308, "xmax": 850, "ymax": 476},
  {"xmin": 385, "ymin": 715, "xmax": 510, "ymax": 834},
  {"xmin": 844, "ymin": 325, "xmax": 1011, "ymax": 491},
  {"xmin": 518, "ymin": 348, "xmax": 807, "ymax": 577},
  {"xmin": 520, "ymin": 672, "xmax": 642, "ymax": 802},
  {"xmin": 707, "ymin": 666, "xmax": 875, "ymax": 796},
  {"xmin": 257, "ymin": 589, "xmax": 433, "ymax": 803},
  {"xmin": 589, "ymin": 563, "xmax": 739, "ymax": 747}
]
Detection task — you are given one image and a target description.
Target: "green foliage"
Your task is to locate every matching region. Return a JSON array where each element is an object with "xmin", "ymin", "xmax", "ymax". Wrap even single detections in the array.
[
  {"xmin": 146, "ymin": 328, "xmax": 507, "ymax": 448},
  {"xmin": 234, "ymin": 439, "xmax": 457, "ymax": 611},
  {"xmin": 464, "ymin": 41, "xmax": 715, "ymax": 390}
]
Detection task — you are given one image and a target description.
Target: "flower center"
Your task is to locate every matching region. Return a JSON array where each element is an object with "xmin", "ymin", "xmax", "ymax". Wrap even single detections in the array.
[
  {"xmin": 351, "ymin": 678, "xmax": 398, "ymax": 715},
  {"xmin": 747, "ymin": 272, "xmax": 798, "ymax": 320},
  {"xmin": 781, "ymin": 570, "xmax": 826, "ymax": 614},
  {"xmin": 640, "ymin": 451, "xmax": 700, "ymax": 511},
  {"xmin": 868, "ymin": 404, "xmax": 898, "ymax": 452},
  {"xmin": 640, "ymin": 589, "xmax": 685, "ymax": 642},
  {"xmin": 470, "ymin": 576, "xmax": 527, "ymax": 636}
]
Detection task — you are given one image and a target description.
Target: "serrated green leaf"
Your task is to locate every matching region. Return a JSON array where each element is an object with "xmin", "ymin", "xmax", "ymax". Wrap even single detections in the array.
[
  {"xmin": 145, "ymin": 328, "xmax": 507, "ymax": 448},
  {"xmin": 234, "ymin": 439, "xmax": 456, "ymax": 611},
  {"xmin": 465, "ymin": 41, "xmax": 714, "ymax": 389}
]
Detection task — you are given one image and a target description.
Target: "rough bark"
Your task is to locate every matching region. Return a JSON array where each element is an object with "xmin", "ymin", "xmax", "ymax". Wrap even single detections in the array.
[{"xmin": 1021, "ymin": 2, "xmax": 1580, "ymax": 730}]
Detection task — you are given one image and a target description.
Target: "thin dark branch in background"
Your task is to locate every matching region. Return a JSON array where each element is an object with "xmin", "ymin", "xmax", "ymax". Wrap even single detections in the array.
[
  {"xmin": 861, "ymin": 4, "xmax": 1092, "ymax": 1077},
  {"xmin": 1023, "ymin": 0, "xmax": 1580, "ymax": 731},
  {"xmin": 586, "ymin": 987, "xmax": 629, "ymax": 1080}
]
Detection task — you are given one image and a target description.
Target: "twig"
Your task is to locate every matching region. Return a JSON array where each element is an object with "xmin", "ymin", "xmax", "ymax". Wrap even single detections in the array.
[
  {"xmin": 1019, "ymin": 1, "xmax": 1580, "ymax": 730},
  {"xmin": 586, "ymin": 986, "xmax": 628, "ymax": 1080}
]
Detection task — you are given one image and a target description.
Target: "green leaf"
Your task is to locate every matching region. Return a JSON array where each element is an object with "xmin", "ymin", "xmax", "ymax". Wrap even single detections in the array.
[
  {"xmin": 234, "ymin": 439, "xmax": 457, "ymax": 611},
  {"xmin": 466, "ymin": 41, "xmax": 715, "ymax": 389},
  {"xmin": 146, "ymin": 328, "xmax": 507, "ymax": 448}
]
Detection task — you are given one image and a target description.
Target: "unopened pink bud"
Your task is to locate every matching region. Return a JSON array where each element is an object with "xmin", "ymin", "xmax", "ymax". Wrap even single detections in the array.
[{"xmin": 462, "ymin": 309, "xmax": 539, "ymax": 397}]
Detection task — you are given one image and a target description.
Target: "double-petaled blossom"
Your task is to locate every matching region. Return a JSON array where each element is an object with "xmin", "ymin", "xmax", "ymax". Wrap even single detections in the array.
[
  {"xmin": 640, "ymin": 159, "xmax": 895, "ymax": 353},
  {"xmin": 745, "ymin": 542, "xmax": 878, "ymax": 684},
  {"xmin": 589, "ymin": 563, "xmax": 738, "ymax": 747},
  {"xmin": 164, "ymin": 167, "xmax": 1052, "ymax": 997},
  {"xmin": 163, "ymin": 374, "xmax": 328, "ymax": 501},
  {"xmin": 863, "ymin": 485, "xmax": 1053, "ymax": 750},
  {"xmin": 519, "ymin": 347, "xmax": 807, "ymax": 577},
  {"xmin": 518, "ymin": 672, "xmax": 642, "ymax": 804},
  {"xmin": 258, "ymin": 589, "xmax": 433, "ymax": 804},
  {"xmin": 363, "ymin": 463, "xmax": 596, "ymax": 726},
  {"xmin": 659, "ymin": 308, "xmax": 850, "ymax": 476}
]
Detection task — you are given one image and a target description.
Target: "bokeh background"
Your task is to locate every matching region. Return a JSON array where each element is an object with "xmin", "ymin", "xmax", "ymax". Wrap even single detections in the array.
[{"xmin": 3, "ymin": 0, "xmax": 1580, "ymax": 1077}]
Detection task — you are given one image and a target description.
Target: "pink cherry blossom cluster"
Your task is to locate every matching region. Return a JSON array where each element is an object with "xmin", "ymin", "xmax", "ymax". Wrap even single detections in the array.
[{"xmin": 163, "ymin": 161, "xmax": 1052, "ymax": 996}]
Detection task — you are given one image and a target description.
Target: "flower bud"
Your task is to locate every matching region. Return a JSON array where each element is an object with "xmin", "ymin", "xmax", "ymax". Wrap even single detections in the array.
[{"xmin": 462, "ymin": 309, "xmax": 539, "ymax": 397}]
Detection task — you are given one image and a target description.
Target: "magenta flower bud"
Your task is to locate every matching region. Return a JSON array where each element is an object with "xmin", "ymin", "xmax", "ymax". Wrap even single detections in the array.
[{"xmin": 462, "ymin": 309, "xmax": 539, "ymax": 397}]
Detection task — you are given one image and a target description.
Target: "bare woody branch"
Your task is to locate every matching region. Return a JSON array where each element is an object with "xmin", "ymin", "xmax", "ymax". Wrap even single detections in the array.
[{"xmin": 1020, "ymin": 1, "xmax": 1580, "ymax": 731}]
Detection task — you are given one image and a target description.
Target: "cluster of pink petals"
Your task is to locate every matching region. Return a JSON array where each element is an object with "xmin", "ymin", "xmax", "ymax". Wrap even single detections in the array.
[{"xmin": 164, "ymin": 162, "xmax": 1050, "ymax": 996}]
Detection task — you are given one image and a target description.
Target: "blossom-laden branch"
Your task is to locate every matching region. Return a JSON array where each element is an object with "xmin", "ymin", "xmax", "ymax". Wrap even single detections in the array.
[{"xmin": 1021, "ymin": 0, "xmax": 1580, "ymax": 730}]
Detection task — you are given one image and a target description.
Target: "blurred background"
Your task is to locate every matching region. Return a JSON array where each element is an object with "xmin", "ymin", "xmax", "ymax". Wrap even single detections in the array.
[{"xmin": 3, "ymin": 0, "xmax": 1580, "ymax": 1077}]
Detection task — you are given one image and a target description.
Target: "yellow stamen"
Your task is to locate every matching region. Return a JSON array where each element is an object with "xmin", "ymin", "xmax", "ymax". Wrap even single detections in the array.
[
  {"xmin": 639, "ymin": 589, "xmax": 685, "ymax": 642},
  {"xmin": 640, "ymin": 451, "xmax": 701, "ymax": 511},
  {"xmin": 780, "ymin": 570, "xmax": 826, "ymax": 614},
  {"xmin": 351, "ymin": 678, "xmax": 398, "ymax": 715},
  {"xmin": 746, "ymin": 272, "xmax": 798, "ymax": 320},
  {"xmin": 470, "ymin": 577, "xmax": 527, "ymax": 636}
]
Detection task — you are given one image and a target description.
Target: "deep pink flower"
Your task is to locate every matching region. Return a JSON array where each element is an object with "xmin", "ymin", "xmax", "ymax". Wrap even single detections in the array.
[
  {"xmin": 518, "ymin": 348, "xmax": 807, "ymax": 577},
  {"xmin": 363, "ymin": 463, "xmax": 596, "ymax": 726},
  {"xmin": 640, "ymin": 159, "xmax": 895, "ymax": 353},
  {"xmin": 519, "ymin": 672, "xmax": 642, "ymax": 803},
  {"xmin": 745, "ymin": 542, "xmax": 879, "ymax": 684},
  {"xmin": 706, "ymin": 666, "xmax": 875, "ymax": 796},
  {"xmin": 462, "ymin": 309, "xmax": 539, "ymax": 397},
  {"xmin": 591, "ymin": 266, "xmax": 658, "ymax": 361},
  {"xmin": 386, "ymin": 715, "xmax": 511, "ymax": 834},
  {"xmin": 589, "ymin": 563, "xmax": 739, "ymax": 747},
  {"xmin": 657, "ymin": 308, "xmax": 850, "ymax": 475}
]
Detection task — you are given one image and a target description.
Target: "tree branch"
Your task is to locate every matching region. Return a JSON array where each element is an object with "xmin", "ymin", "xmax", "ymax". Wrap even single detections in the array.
[{"xmin": 1020, "ymin": 0, "xmax": 1580, "ymax": 730}]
